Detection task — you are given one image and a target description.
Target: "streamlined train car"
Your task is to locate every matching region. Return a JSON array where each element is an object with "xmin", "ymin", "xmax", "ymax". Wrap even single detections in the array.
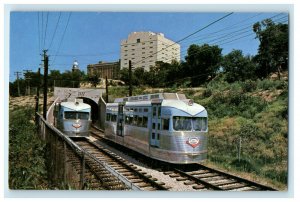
[
  {"xmin": 104, "ymin": 93, "xmax": 208, "ymax": 164},
  {"xmin": 54, "ymin": 99, "xmax": 92, "ymax": 137}
]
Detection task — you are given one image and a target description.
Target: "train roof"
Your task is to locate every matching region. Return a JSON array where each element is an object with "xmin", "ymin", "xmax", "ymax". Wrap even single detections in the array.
[
  {"xmin": 108, "ymin": 93, "xmax": 206, "ymax": 116},
  {"xmin": 113, "ymin": 93, "xmax": 187, "ymax": 103},
  {"xmin": 60, "ymin": 101, "xmax": 91, "ymax": 111}
]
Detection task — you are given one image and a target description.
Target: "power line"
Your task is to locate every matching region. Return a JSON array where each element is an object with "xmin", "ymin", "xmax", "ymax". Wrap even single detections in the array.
[
  {"xmin": 50, "ymin": 12, "xmax": 72, "ymax": 67},
  {"xmin": 48, "ymin": 12, "xmax": 62, "ymax": 51},
  {"xmin": 37, "ymin": 12, "xmax": 41, "ymax": 53},
  {"xmin": 41, "ymin": 12, "xmax": 44, "ymax": 50},
  {"xmin": 43, "ymin": 12, "xmax": 49, "ymax": 49}
]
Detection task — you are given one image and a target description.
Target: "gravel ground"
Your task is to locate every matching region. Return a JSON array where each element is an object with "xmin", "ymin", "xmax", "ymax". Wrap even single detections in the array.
[{"xmin": 88, "ymin": 136, "xmax": 199, "ymax": 191}]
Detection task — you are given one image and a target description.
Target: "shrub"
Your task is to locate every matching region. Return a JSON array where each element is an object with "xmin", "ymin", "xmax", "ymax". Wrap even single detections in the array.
[
  {"xmin": 9, "ymin": 107, "xmax": 48, "ymax": 189},
  {"xmin": 241, "ymin": 80, "xmax": 257, "ymax": 92}
]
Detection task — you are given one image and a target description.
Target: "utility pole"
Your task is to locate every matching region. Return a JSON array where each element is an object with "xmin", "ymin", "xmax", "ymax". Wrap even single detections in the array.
[
  {"xmin": 43, "ymin": 50, "xmax": 49, "ymax": 119},
  {"xmin": 128, "ymin": 60, "xmax": 132, "ymax": 96},
  {"xmin": 14, "ymin": 71, "xmax": 22, "ymax": 96},
  {"xmin": 23, "ymin": 69, "xmax": 32, "ymax": 95},
  {"xmin": 35, "ymin": 67, "xmax": 41, "ymax": 124},
  {"xmin": 105, "ymin": 76, "xmax": 109, "ymax": 103}
]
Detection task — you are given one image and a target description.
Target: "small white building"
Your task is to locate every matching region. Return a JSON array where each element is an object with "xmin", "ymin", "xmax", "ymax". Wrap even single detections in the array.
[{"xmin": 120, "ymin": 32, "xmax": 180, "ymax": 71}]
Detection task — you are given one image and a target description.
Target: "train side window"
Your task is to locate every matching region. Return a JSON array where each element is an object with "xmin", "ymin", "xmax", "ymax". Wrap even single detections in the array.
[
  {"xmin": 142, "ymin": 116, "xmax": 148, "ymax": 127},
  {"xmin": 139, "ymin": 108, "xmax": 142, "ymax": 113},
  {"xmin": 162, "ymin": 118, "xmax": 170, "ymax": 130},
  {"xmin": 125, "ymin": 115, "xmax": 129, "ymax": 124},
  {"xmin": 144, "ymin": 108, "xmax": 148, "ymax": 112},
  {"xmin": 137, "ymin": 116, "xmax": 143, "ymax": 127},
  {"xmin": 111, "ymin": 114, "xmax": 117, "ymax": 122},
  {"xmin": 133, "ymin": 115, "xmax": 138, "ymax": 126},
  {"xmin": 158, "ymin": 106, "xmax": 161, "ymax": 118},
  {"xmin": 152, "ymin": 123, "xmax": 155, "ymax": 129},
  {"xmin": 129, "ymin": 116, "xmax": 133, "ymax": 125},
  {"xmin": 106, "ymin": 113, "xmax": 111, "ymax": 121},
  {"xmin": 152, "ymin": 106, "xmax": 156, "ymax": 117},
  {"xmin": 134, "ymin": 108, "xmax": 138, "ymax": 112}
]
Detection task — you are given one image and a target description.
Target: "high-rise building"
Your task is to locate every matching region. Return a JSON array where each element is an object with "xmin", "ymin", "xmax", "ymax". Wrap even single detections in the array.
[{"xmin": 120, "ymin": 32, "xmax": 180, "ymax": 71}]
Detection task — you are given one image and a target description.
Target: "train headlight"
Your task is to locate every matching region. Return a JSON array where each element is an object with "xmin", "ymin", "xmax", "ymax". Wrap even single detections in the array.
[{"xmin": 188, "ymin": 99, "xmax": 194, "ymax": 106}]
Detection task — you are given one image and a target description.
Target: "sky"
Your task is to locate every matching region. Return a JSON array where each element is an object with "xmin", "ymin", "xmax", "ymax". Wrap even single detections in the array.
[{"xmin": 9, "ymin": 12, "xmax": 288, "ymax": 81}]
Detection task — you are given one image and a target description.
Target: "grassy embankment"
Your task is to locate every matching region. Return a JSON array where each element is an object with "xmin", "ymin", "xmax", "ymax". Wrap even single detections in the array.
[{"xmin": 9, "ymin": 104, "xmax": 48, "ymax": 189}]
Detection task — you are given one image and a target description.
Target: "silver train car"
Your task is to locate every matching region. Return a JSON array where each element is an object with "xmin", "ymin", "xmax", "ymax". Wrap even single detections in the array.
[
  {"xmin": 54, "ymin": 99, "xmax": 92, "ymax": 137},
  {"xmin": 104, "ymin": 93, "xmax": 208, "ymax": 164}
]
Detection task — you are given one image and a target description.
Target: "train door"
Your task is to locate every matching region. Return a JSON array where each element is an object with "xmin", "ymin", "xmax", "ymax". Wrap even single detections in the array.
[
  {"xmin": 150, "ymin": 103, "xmax": 161, "ymax": 147},
  {"xmin": 117, "ymin": 103, "xmax": 124, "ymax": 137}
]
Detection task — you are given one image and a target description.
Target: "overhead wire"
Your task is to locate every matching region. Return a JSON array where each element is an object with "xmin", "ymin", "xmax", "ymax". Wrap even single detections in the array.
[
  {"xmin": 50, "ymin": 12, "xmax": 72, "ymax": 67},
  {"xmin": 43, "ymin": 12, "xmax": 49, "ymax": 49},
  {"xmin": 48, "ymin": 12, "xmax": 62, "ymax": 51},
  {"xmin": 37, "ymin": 12, "xmax": 41, "ymax": 53}
]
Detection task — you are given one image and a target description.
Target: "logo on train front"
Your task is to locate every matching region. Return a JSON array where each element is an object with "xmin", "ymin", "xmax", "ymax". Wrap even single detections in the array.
[
  {"xmin": 72, "ymin": 122, "xmax": 82, "ymax": 129},
  {"xmin": 186, "ymin": 137, "xmax": 200, "ymax": 148}
]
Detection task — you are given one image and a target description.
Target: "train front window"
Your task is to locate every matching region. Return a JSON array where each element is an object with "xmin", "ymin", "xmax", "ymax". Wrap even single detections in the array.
[
  {"xmin": 65, "ymin": 112, "xmax": 89, "ymax": 120},
  {"xmin": 65, "ymin": 112, "xmax": 77, "ymax": 119},
  {"xmin": 173, "ymin": 116, "xmax": 207, "ymax": 131},
  {"xmin": 77, "ymin": 112, "xmax": 89, "ymax": 120},
  {"xmin": 173, "ymin": 116, "xmax": 192, "ymax": 131}
]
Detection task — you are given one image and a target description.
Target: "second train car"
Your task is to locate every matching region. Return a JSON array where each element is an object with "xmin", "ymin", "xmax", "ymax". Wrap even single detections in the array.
[{"xmin": 104, "ymin": 93, "xmax": 208, "ymax": 164}]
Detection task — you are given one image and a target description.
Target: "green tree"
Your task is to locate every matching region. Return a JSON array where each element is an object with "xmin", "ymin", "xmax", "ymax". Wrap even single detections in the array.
[
  {"xmin": 253, "ymin": 19, "xmax": 288, "ymax": 79},
  {"xmin": 185, "ymin": 44, "xmax": 222, "ymax": 86},
  {"xmin": 88, "ymin": 75, "xmax": 100, "ymax": 88},
  {"xmin": 222, "ymin": 50, "xmax": 256, "ymax": 83}
]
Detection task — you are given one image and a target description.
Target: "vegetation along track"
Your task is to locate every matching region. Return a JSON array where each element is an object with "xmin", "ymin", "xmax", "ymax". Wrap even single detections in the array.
[{"xmin": 71, "ymin": 137, "xmax": 169, "ymax": 191}]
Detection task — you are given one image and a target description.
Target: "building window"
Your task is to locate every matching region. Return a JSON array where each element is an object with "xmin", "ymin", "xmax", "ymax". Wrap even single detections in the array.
[
  {"xmin": 132, "ymin": 53, "xmax": 135, "ymax": 55},
  {"xmin": 142, "ymin": 47, "xmax": 145, "ymax": 49},
  {"xmin": 137, "ymin": 39, "xmax": 140, "ymax": 43}
]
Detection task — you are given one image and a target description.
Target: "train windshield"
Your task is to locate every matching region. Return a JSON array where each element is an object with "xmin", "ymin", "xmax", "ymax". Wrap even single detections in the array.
[
  {"xmin": 173, "ymin": 116, "xmax": 207, "ymax": 131},
  {"xmin": 65, "ymin": 112, "xmax": 90, "ymax": 120}
]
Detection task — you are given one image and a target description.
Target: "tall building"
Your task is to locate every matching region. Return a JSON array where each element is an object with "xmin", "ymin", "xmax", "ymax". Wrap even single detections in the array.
[
  {"xmin": 87, "ymin": 61, "xmax": 120, "ymax": 79},
  {"xmin": 120, "ymin": 32, "xmax": 180, "ymax": 71}
]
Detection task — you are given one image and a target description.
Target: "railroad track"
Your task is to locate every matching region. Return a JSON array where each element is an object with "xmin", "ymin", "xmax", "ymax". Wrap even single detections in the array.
[
  {"xmin": 89, "ymin": 125, "xmax": 277, "ymax": 191},
  {"xmin": 71, "ymin": 137, "xmax": 169, "ymax": 191},
  {"xmin": 164, "ymin": 165, "xmax": 276, "ymax": 191}
]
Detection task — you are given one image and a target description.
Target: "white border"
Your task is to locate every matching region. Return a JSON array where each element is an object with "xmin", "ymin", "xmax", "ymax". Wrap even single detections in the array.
[{"xmin": 2, "ymin": 1, "xmax": 298, "ymax": 200}]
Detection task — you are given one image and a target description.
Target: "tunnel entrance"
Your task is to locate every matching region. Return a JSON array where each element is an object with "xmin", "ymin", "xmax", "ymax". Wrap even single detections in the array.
[{"xmin": 77, "ymin": 97, "xmax": 99, "ymax": 123}]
